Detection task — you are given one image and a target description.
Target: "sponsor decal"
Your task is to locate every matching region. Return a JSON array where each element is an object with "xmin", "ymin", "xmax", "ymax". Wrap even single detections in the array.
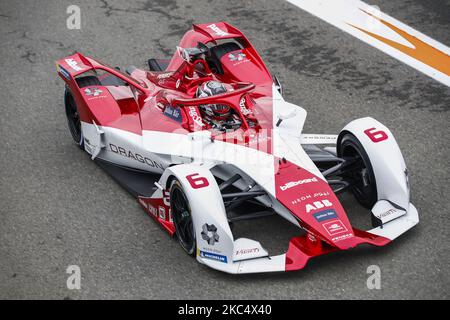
[
  {"xmin": 199, "ymin": 250, "xmax": 227, "ymax": 263},
  {"xmin": 322, "ymin": 219, "xmax": 348, "ymax": 236},
  {"xmin": 201, "ymin": 223, "xmax": 219, "ymax": 245},
  {"xmin": 280, "ymin": 177, "xmax": 318, "ymax": 191},
  {"xmin": 228, "ymin": 52, "xmax": 246, "ymax": 62},
  {"xmin": 239, "ymin": 97, "xmax": 251, "ymax": 115},
  {"xmin": 291, "ymin": 193, "xmax": 331, "ymax": 206},
  {"xmin": 291, "ymin": 194, "xmax": 312, "ymax": 205},
  {"xmin": 148, "ymin": 204, "xmax": 158, "ymax": 217},
  {"xmin": 313, "ymin": 209, "xmax": 338, "ymax": 222},
  {"xmin": 156, "ymin": 72, "xmax": 172, "ymax": 79},
  {"xmin": 301, "ymin": 134, "xmax": 338, "ymax": 142},
  {"xmin": 139, "ymin": 197, "xmax": 172, "ymax": 229},
  {"xmin": 206, "ymin": 23, "xmax": 229, "ymax": 37},
  {"xmin": 140, "ymin": 198, "xmax": 170, "ymax": 222},
  {"xmin": 163, "ymin": 105, "xmax": 182, "ymax": 123},
  {"xmin": 332, "ymin": 233, "xmax": 353, "ymax": 242},
  {"xmin": 158, "ymin": 206, "xmax": 166, "ymax": 220},
  {"xmin": 305, "ymin": 199, "xmax": 333, "ymax": 213},
  {"xmin": 375, "ymin": 208, "xmax": 398, "ymax": 219},
  {"xmin": 228, "ymin": 51, "xmax": 250, "ymax": 66},
  {"xmin": 163, "ymin": 190, "xmax": 171, "ymax": 207},
  {"xmin": 235, "ymin": 248, "xmax": 260, "ymax": 256},
  {"xmin": 109, "ymin": 143, "xmax": 165, "ymax": 170},
  {"xmin": 58, "ymin": 65, "xmax": 71, "ymax": 80},
  {"xmin": 313, "ymin": 192, "xmax": 331, "ymax": 198},
  {"xmin": 187, "ymin": 106, "xmax": 204, "ymax": 127},
  {"xmin": 84, "ymin": 87, "xmax": 103, "ymax": 97},
  {"xmin": 65, "ymin": 58, "xmax": 84, "ymax": 71}
]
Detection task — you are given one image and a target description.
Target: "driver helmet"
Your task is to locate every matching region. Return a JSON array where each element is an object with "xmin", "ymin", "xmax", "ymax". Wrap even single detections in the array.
[{"xmin": 196, "ymin": 81, "xmax": 230, "ymax": 119}]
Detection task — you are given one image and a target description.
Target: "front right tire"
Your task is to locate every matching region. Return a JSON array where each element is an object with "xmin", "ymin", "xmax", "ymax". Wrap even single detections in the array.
[{"xmin": 338, "ymin": 133, "xmax": 378, "ymax": 209}]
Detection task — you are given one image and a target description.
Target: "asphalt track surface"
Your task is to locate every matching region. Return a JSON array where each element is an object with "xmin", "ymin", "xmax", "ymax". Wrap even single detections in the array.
[{"xmin": 0, "ymin": 0, "xmax": 449, "ymax": 299}]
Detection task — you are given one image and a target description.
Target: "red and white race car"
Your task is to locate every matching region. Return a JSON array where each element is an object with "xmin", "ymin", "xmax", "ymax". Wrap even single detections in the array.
[{"xmin": 56, "ymin": 22, "xmax": 418, "ymax": 273}]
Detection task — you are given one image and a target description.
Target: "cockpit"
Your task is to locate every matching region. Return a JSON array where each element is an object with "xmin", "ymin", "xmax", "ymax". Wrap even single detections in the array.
[{"xmin": 146, "ymin": 42, "xmax": 263, "ymax": 133}]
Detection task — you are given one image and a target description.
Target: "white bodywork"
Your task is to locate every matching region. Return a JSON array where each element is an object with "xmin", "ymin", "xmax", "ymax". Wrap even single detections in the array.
[
  {"xmin": 80, "ymin": 88, "xmax": 418, "ymax": 273},
  {"xmin": 340, "ymin": 117, "xmax": 419, "ymax": 240}
]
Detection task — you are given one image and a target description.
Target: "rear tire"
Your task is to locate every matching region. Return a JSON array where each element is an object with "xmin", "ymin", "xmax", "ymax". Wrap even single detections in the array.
[
  {"xmin": 338, "ymin": 133, "xmax": 377, "ymax": 209},
  {"xmin": 64, "ymin": 76, "xmax": 101, "ymax": 149},
  {"xmin": 170, "ymin": 179, "xmax": 196, "ymax": 256},
  {"xmin": 64, "ymin": 88, "xmax": 84, "ymax": 149}
]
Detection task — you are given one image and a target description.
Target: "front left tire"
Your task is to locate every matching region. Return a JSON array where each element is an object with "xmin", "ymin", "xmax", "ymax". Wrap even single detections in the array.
[{"xmin": 170, "ymin": 179, "xmax": 196, "ymax": 256}]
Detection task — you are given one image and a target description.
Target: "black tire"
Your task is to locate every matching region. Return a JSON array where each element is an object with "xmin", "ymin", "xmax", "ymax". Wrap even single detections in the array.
[
  {"xmin": 170, "ymin": 179, "xmax": 196, "ymax": 256},
  {"xmin": 64, "ymin": 88, "xmax": 84, "ymax": 148},
  {"xmin": 64, "ymin": 76, "xmax": 101, "ymax": 148},
  {"xmin": 338, "ymin": 133, "xmax": 377, "ymax": 209}
]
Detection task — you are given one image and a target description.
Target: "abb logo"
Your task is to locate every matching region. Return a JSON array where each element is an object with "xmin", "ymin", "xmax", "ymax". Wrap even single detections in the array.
[
  {"xmin": 186, "ymin": 173, "xmax": 209, "ymax": 189},
  {"xmin": 364, "ymin": 127, "xmax": 388, "ymax": 143},
  {"xmin": 305, "ymin": 200, "xmax": 333, "ymax": 213}
]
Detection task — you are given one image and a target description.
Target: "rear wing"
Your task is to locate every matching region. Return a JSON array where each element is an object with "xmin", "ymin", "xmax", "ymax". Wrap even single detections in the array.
[
  {"xmin": 56, "ymin": 52, "xmax": 149, "ymax": 93},
  {"xmin": 56, "ymin": 52, "xmax": 94, "ymax": 81},
  {"xmin": 192, "ymin": 22, "xmax": 245, "ymax": 43}
]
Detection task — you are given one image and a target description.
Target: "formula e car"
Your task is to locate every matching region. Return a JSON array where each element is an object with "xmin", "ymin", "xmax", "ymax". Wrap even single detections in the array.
[{"xmin": 56, "ymin": 22, "xmax": 418, "ymax": 273}]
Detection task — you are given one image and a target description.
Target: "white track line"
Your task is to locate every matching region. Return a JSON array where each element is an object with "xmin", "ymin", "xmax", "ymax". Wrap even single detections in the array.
[{"xmin": 287, "ymin": 0, "xmax": 450, "ymax": 87}]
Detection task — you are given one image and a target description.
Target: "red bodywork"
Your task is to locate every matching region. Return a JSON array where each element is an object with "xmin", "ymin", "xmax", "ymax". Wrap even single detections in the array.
[{"xmin": 56, "ymin": 22, "xmax": 390, "ymax": 271}]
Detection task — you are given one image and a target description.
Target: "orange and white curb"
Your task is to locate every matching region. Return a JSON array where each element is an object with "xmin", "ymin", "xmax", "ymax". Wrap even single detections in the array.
[{"xmin": 287, "ymin": 0, "xmax": 450, "ymax": 87}]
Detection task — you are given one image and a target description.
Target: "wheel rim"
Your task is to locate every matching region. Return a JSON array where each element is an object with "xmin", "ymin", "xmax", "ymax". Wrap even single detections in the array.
[
  {"xmin": 171, "ymin": 185, "xmax": 195, "ymax": 253},
  {"xmin": 65, "ymin": 92, "xmax": 82, "ymax": 144}
]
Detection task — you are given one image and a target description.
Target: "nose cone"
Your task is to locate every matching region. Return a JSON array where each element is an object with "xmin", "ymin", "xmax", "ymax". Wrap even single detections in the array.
[{"xmin": 274, "ymin": 160, "xmax": 356, "ymax": 249}]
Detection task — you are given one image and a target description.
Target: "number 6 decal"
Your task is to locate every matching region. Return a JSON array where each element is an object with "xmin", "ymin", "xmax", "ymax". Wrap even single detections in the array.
[
  {"xmin": 364, "ymin": 127, "xmax": 388, "ymax": 143},
  {"xmin": 186, "ymin": 173, "xmax": 209, "ymax": 189}
]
